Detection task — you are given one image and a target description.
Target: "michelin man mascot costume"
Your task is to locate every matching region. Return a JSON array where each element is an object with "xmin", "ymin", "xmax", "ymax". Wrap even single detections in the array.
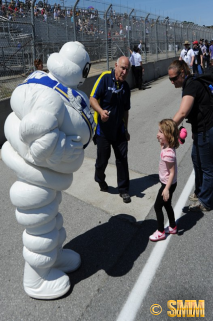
[{"xmin": 1, "ymin": 42, "xmax": 95, "ymax": 299}]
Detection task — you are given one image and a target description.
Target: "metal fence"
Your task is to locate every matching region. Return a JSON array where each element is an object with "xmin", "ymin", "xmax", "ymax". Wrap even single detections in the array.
[{"xmin": 0, "ymin": 0, "xmax": 212, "ymax": 99}]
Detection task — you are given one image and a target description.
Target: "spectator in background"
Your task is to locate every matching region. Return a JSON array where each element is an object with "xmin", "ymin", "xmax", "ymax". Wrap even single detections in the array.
[
  {"xmin": 53, "ymin": 7, "xmax": 57, "ymax": 20},
  {"xmin": 179, "ymin": 40, "xmax": 194, "ymax": 72},
  {"xmin": 192, "ymin": 40, "xmax": 203, "ymax": 74},
  {"xmin": 34, "ymin": 59, "xmax": 43, "ymax": 71},
  {"xmin": 138, "ymin": 40, "xmax": 143, "ymax": 54},
  {"xmin": 19, "ymin": 4, "xmax": 24, "ymax": 17},
  {"xmin": 210, "ymin": 40, "xmax": 213, "ymax": 60},
  {"xmin": 119, "ymin": 22, "xmax": 123, "ymax": 35},
  {"xmin": 203, "ymin": 40, "xmax": 210, "ymax": 69},
  {"xmin": 34, "ymin": 5, "xmax": 38, "ymax": 17},
  {"xmin": 129, "ymin": 45, "xmax": 144, "ymax": 90},
  {"xmin": 57, "ymin": 8, "xmax": 61, "ymax": 21},
  {"xmin": 43, "ymin": 10, "xmax": 47, "ymax": 22},
  {"xmin": 199, "ymin": 38, "xmax": 204, "ymax": 50}
]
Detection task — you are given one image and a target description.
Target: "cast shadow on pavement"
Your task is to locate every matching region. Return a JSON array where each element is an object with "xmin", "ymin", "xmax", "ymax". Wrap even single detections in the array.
[
  {"xmin": 63, "ymin": 214, "xmax": 157, "ymax": 297},
  {"xmin": 176, "ymin": 206, "xmax": 204, "ymax": 236},
  {"xmin": 106, "ymin": 173, "xmax": 159, "ymax": 198},
  {"xmin": 130, "ymin": 173, "xmax": 159, "ymax": 198}
]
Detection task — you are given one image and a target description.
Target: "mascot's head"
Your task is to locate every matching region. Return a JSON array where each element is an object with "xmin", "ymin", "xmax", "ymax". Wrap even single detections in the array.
[{"xmin": 47, "ymin": 41, "xmax": 91, "ymax": 88}]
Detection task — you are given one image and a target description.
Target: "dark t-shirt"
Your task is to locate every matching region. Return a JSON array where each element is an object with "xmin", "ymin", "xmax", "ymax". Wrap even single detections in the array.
[
  {"xmin": 193, "ymin": 46, "xmax": 202, "ymax": 65},
  {"xmin": 182, "ymin": 77, "xmax": 213, "ymax": 133},
  {"xmin": 90, "ymin": 70, "xmax": 131, "ymax": 140}
]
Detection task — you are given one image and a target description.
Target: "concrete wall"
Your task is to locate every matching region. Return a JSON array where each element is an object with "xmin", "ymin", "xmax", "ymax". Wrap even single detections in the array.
[
  {"xmin": 0, "ymin": 57, "xmax": 177, "ymax": 147},
  {"xmin": 80, "ymin": 57, "xmax": 178, "ymax": 95}
]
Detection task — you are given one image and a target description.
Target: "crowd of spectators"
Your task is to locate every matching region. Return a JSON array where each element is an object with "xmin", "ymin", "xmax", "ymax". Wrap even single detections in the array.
[{"xmin": 0, "ymin": 1, "xmax": 211, "ymax": 44}]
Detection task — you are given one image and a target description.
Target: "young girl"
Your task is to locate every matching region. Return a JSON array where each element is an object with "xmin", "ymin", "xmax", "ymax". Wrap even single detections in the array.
[{"xmin": 149, "ymin": 119, "xmax": 179, "ymax": 242}]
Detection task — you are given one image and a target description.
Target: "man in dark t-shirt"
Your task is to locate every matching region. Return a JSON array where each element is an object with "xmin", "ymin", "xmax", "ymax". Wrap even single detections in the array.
[
  {"xmin": 90, "ymin": 56, "xmax": 131, "ymax": 203},
  {"xmin": 183, "ymin": 77, "xmax": 213, "ymax": 133},
  {"xmin": 203, "ymin": 39, "xmax": 210, "ymax": 69},
  {"xmin": 192, "ymin": 40, "xmax": 203, "ymax": 74}
]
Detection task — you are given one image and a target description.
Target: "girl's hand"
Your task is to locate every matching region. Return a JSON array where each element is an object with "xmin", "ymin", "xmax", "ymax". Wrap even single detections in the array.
[{"xmin": 162, "ymin": 188, "xmax": 169, "ymax": 202}]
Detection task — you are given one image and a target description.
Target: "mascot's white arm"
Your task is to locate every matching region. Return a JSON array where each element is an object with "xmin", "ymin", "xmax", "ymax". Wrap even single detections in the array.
[{"xmin": 5, "ymin": 83, "xmax": 84, "ymax": 174}]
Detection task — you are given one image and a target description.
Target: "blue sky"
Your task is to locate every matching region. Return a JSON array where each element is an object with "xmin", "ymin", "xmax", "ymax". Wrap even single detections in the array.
[{"xmin": 49, "ymin": 0, "xmax": 213, "ymax": 27}]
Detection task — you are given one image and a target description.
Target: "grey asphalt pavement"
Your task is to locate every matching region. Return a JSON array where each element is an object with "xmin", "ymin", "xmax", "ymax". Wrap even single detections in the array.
[{"xmin": 0, "ymin": 75, "xmax": 212, "ymax": 321}]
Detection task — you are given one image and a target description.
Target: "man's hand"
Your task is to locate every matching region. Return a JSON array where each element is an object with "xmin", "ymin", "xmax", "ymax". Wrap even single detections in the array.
[{"xmin": 100, "ymin": 110, "xmax": 110, "ymax": 122}]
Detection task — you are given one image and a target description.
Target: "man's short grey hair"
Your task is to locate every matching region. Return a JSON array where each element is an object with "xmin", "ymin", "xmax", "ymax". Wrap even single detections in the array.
[{"xmin": 117, "ymin": 57, "xmax": 130, "ymax": 68}]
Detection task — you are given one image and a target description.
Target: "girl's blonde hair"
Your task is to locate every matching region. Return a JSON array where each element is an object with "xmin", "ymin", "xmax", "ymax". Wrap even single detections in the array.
[{"xmin": 159, "ymin": 119, "xmax": 179, "ymax": 149}]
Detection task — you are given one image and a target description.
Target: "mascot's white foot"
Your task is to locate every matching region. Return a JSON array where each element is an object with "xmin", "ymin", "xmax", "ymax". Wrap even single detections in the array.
[
  {"xmin": 23, "ymin": 263, "xmax": 70, "ymax": 299},
  {"xmin": 53, "ymin": 249, "xmax": 81, "ymax": 273}
]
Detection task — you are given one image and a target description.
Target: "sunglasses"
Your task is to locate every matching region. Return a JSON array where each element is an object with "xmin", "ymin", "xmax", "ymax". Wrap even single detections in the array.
[{"xmin": 169, "ymin": 72, "xmax": 180, "ymax": 82}]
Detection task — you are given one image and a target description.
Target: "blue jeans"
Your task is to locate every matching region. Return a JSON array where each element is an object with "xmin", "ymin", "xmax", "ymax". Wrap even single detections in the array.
[
  {"xmin": 192, "ymin": 64, "xmax": 203, "ymax": 74},
  {"xmin": 191, "ymin": 127, "xmax": 213, "ymax": 209}
]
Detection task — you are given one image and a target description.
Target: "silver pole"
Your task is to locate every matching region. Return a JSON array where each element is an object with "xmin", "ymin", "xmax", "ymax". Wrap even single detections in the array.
[
  {"xmin": 73, "ymin": 0, "xmax": 80, "ymax": 41},
  {"xmin": 31, "ymin": 0, "xmax": 36, "ymax": 71},
  {"xmin": 155, "ymin": 16, "xmax": 160, "ymax": 61},
  {"xmin": 144, "ymin": 13, "xmax": 150, "ymax": 63},
  {"xmin": 174, "ymin": 21, "xmax": 177, "ymax": 56},
  {"xmin": 105, "ymin": 4, "xmax": 112, "ymax": 71},
  {"xmin": 128, "ymin": 9, "xmax": 134, "ymax": 57}
]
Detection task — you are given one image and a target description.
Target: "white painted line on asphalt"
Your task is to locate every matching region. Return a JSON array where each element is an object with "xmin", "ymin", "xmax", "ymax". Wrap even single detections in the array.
[{"xmin": 116, "ymin": 170, "xmax": 195, "ymax": 321}]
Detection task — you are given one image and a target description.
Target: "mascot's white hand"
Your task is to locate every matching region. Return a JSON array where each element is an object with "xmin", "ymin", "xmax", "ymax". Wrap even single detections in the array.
[
  {"xmin": 62, "ymin": 135, "xmax": 83, "ymax": 163},
  {"xmin": 30, "ymin": 132, "xmax": 83, "ymax": 166}
]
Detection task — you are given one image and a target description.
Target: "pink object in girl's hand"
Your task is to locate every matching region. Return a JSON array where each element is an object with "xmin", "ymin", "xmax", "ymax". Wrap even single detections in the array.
[{"xmin": 179, "ymin": 126, "xmax": 187, "ymax": 144}]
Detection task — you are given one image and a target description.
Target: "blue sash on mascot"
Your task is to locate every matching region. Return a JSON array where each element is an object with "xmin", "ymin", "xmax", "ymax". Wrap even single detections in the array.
[{"xmin": 19, "ymin": 71, "xmax": 95, "ymax": 148}]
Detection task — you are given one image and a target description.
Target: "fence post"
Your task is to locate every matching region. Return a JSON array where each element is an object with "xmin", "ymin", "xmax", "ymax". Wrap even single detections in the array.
[
  {"xmin": 180, "ymin": 22, "xmax": 183, "ymax": 45},
  {"xmin": 105, "ymin": 3, "xmax": 112, "ymax": 71},
  {"xmin": 186, "ymin": 23, "xmax": 189, "ymax": 41},
  {"xmin": 174, "ymin": 21, "xmax": 177, "ymax": 56},
  {"xmin": 155, "ymin": 16, "xmax": 160, "ymax": 61},
  {"xmin": 2, "ymin": 48, "xmax": 6, "ymax": 73},
  {"xmin": 128, "ymin": 9, "xmax": 134, "ymax": 56},
  {"xmin": 22, "ymin": 48, "xmax": 26, "ymax": 74},
  {"xmin": 65, "ymin": 7, "xmax": 68, "ymax": 41},
  {"xmin": 31, "ymin": 0, "xmax": 36, "ymax": 70},
  {"xmin": 144, "ymin": 13, "xmax": 150, "ymax": 63},
  {"xmin": 73, "ymin": 0, "xmax": 80, "ymax": 41},
  {"xmin": 165, "ymin": 18, "xmax": 169, "ymax": 58},
  {"xmin": 47, "ymin": 16, "xmax": 49, "ymax": 42}
]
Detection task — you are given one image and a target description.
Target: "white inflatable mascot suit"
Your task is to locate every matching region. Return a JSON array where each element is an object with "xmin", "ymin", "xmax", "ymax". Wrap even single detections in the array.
[{"xmin": 2, "ymin": 41, "xmax": 95, "ymax": 299}]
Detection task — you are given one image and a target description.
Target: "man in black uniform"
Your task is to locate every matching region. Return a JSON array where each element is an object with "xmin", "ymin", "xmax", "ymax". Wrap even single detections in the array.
[{"xmin": 90, "ymin": 56, "xmax": 131, "ymax": 203}]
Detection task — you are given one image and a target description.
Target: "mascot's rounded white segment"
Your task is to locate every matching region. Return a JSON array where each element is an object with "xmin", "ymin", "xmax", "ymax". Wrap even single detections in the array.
[{"xmin": 2, "ymin": 41, "xmax": 95, "ymax": 299}]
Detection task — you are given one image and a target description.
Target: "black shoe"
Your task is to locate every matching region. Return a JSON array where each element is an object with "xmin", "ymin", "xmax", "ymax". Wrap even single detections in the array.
[
  {"xmin": 99, "ymin": 181, "xmax": 108, "ymax": 192},
  {"xmin": 120, "ymin": 193, "xmax": 131, "ymax": 203}
]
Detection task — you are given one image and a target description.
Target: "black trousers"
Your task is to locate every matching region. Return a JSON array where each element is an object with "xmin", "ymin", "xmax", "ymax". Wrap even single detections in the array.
[
  {"xmin": 133, "ymin": 66, "xmax": 143, "ymax": 89},
  {"xmin": 95, "ymin": 134, "xmax": 129, "ymax": 193},
  {"xmin": 154, "ymin": 182, "xmax": 177, "ymax": 232}
]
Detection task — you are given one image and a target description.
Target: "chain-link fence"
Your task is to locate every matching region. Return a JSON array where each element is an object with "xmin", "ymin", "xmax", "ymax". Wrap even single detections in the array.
[{"xmin": 0, "ymin": 1, "xmax": 212, "ymax": 99}]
